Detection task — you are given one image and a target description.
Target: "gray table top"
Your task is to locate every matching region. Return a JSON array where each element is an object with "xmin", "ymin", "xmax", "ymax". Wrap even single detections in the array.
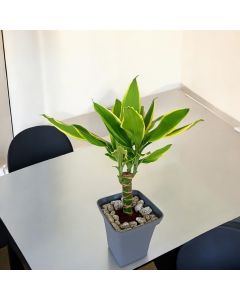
[{"xmin": 1, "ymin": 89, "xmax": 240, "ymax": 269}]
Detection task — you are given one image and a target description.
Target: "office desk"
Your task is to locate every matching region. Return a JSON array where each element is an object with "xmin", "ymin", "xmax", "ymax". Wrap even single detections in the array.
[{"xmin": 1, "ymin": 89, "xmax": 240, "ymax": 269}]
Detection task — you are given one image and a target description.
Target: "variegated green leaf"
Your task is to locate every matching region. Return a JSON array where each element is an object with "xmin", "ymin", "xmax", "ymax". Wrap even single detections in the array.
[
  {"xmin": 112, "ymin": 145, "xmax": 127, "ymax": 166},
  {"xmin": 94, "ymin": 102, "xmax": 131, "ymax": 147},
  {"xmin": 166, "ymin": 119, "xmax": 204, "ymax": 137},
  {"xmin": 121, "ymin": 77, "xmax": 141, "ymax": 116},
  {"xmin": 74, "ymin": 124, "xmax": 111, "ymax": 147},
  {"xmin": 145, "ymin": 108, "xmax": 189, "ymax": 143},
  {"xmin": 112, "ymin": 99, "xmax": 122, "ymax": 118},
  {"xmin": 140, "ymin": 144, "xmax": 172, "ymax": 163},
  {"xmin": 111, "ymin": 99, "xmax": 122, "ymax": 148},
  {"xmin": 110, "ymin": 135, "xmax": 117, "ymax": 149},
  {"xmin": 144, "ymin": 98, "xmax": 156, "ymax": 131},
  {"xmin": 121, "ymin": 107, "xmax": 145, "ymax": 149},
  {"xmin": 42, "ymin": 114, "xmax": 84, "ymax": 139},
  {"xmin": 105, "ymin": 153, "xmax": 117, "ymax": 161},
  {"xmin": 148, "ymin": 114, "xmax": 163, "ymax": 130}
]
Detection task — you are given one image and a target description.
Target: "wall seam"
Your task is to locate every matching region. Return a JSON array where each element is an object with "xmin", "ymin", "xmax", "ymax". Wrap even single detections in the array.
[{"xmin": 1, "ymin": 30, "xmax": 14, "ymax": 137}]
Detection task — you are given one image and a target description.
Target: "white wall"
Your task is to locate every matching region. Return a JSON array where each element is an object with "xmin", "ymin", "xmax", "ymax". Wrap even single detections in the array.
[
  {"xmin": 182, "ymin": 30, "xmax": 240, "ymax": 122},
  {"xmin": 5, "ymin": 30, "xmax": 240, "ymax": 135},
  {"xmin": 0, "ymin": 33, "xmax": 13, "ymax": 165},
  {"xmin": 4, "ymin": 30, "xmax": 182, "ymax": 133},
  {"xmin": 3, "ymin": 31, "xmax": 46, "ymax": 135},
  {"xmin": 40, "ymin": 31, "xmax": 182, "ymax": 119}
]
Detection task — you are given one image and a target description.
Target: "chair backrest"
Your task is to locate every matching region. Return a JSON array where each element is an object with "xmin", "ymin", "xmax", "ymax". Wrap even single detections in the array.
[
  {"xmin": 176, "ymin": 222, "xmax": 240, "ymax": 270},
  {"xmin": 8, "ymin": 125, "xmax": 73, "ymax": 172}
]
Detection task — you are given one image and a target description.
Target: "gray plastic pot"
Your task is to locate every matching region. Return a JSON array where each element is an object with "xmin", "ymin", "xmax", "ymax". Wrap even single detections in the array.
[{"xmin": 97, "ymin": 190, "xmax": 164, "ymax": 267}]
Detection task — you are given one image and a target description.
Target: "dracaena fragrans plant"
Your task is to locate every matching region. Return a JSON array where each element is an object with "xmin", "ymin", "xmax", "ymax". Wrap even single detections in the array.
[{"xmin": 43, "ymin": 77, "xmax": 203, "ymax": 216}]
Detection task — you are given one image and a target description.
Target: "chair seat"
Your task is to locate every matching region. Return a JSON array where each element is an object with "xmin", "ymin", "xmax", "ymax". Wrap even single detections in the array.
[{"xmin": 176, "ymin": 224, "xmax": 240, "ymax": 270}]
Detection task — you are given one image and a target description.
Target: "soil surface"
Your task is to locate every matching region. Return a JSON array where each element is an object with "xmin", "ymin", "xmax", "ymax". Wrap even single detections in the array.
[
  {"xmin": 117, "ymin": 208, "xmax": 142, "ymax": 223},
  {"xmin": 101, "ymin": 201, "xmax": 142, "ymax": 223}
]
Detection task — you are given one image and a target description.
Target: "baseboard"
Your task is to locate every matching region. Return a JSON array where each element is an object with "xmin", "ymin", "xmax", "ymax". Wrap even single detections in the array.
[{"xmin": 182, "ymin": 85, "xmax": 240, "ymax": 128}]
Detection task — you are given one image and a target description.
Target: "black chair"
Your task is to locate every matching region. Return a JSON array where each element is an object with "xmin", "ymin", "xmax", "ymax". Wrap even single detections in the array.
[
  {"xmin": 154, "ymin": 220, "xmax": 240, "ymax": 270},
  {"xmin": 176, "ymin": 221, "xmax": 240, "ymax": 270},
  {"xmin": 7, "ymin": 125, "xmax": 73, "ymax": 172},
  {"xmin": 0, "ymin": 220, "xmax": 8, "ymax": 249}
]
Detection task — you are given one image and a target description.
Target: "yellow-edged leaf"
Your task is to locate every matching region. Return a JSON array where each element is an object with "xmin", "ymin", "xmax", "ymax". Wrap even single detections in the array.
[
  {"xmin": 112, "ymin": 99, "xmax": 122, "ymax": 118},
  {"xmin": 145, "ymin": 108, "xmax": 189, "ymax": 142},
  {"xmin": 121, "ymin": 107, "xmax": 145, "ymax": 149},
  {"xmin": 42, "ymin": 114, "xmax": 84, "ymax": 139},
  {"xmin": 166, "ymin": 119, "xmax": 204, "ymax": 137},
  {"xmin": 141, "ymin": 144, "xmax": 172, "ymax": 163},
  {"xmin": 121, "ymin": 77, "xmax": 141, "ymax": 116},
  {"xmin": 74, "ymin": 124, "xmax": 111, "ymax": 147},
  {"xmin": 144, "ymin": 98, "xmax": 156, "ymax": 131},
  {"xmin": 94, "ymin": 102, "xmax": 131, "ymax": 147}
]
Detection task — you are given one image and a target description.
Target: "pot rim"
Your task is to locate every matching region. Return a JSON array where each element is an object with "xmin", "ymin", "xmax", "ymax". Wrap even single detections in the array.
[{"xmin": 97, "ymin": 189, "xmax": 163, "ymax": 234}]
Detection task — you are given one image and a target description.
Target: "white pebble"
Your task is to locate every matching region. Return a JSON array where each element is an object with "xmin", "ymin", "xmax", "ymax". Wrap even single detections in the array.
[
  {"xmin": 113, "ymin": 200, "xmax": 123, "ymax": 211},
  {"xmin": 146, "ymin": 214, "xmax": 158, "ymax": 222},
  {"xmin": 102, "ymin": 208, "xmax": 109, "ymax": 215},
  {"xmin": 107, "ymin": 204, "xmax": 114, "ymax": 212},
  {"xmin": 135, "ymin": 202, "xmax": 143, "ymax": 212},
  {"xmin": 107, "ymin": 215, "xmax": 114, "ymax": 223},
  {"xmin": 112, "ymin": 223, "xmax": 121, "ymax": 231},
  {"xmin": 113, "ymin": 214, "xmax": 119, "ymax": 221},
  {"xmin": 144, "ymin": 215, "xmax": 152, "ymax": 221},
  {"xmin": 136, "ymin": 217, "xmax": 146, "ymax": 225},
  {"xmin": 110, "ymin": 210, "xmax": 116, "ymax": 216},
  {"xmin": 129, "ymin": 221, "xmax": 138, "ymax": 228},
  {"xmin": 132, "ymin": 196, "xmax": 139, "ymax": 207},
  {"xmin": 120, "ymin": 222, "xmax": 130, "ymax": 229},
  {"xmin": 140, "ymin": 206, "xmax": 152, "ymax": 216}
]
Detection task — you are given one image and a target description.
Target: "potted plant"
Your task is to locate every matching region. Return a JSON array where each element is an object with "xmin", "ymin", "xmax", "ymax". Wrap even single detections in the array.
[{"xmin": 43, "ymin": 77, "xmax": 203, "ymax": 266}]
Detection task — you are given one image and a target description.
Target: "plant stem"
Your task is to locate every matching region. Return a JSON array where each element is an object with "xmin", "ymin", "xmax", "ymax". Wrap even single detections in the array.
[{"xmin": 120, "ymin": 172, "xmax": 134, "ymax": 215}]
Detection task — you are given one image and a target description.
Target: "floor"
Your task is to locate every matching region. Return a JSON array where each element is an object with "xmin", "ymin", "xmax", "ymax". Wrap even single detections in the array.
[
  {"xmin": 0, "ymin": 247, "xmax": 10, "ymax": 270},
  {"xmin": 137, "ymin": 261, "xmax": 157, "ymax": 270}
]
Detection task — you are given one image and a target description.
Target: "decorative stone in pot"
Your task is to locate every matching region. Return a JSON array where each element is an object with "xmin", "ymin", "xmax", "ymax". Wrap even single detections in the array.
[{"xmin": 97, "ymin": 190, "xmax": 163, "ymax": 267}]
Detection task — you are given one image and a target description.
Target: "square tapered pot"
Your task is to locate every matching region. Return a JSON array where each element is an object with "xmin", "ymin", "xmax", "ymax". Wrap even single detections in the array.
[{"xmin": 97, "ymin": 190, "xmax": 164, "ymax": 267}]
